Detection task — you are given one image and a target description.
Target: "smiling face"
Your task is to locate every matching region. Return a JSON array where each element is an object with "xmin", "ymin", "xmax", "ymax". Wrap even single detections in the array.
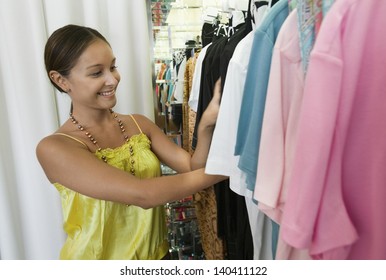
[{"xmin": 63, "ymin": 39, "xmax": 121, "ymax": 112}]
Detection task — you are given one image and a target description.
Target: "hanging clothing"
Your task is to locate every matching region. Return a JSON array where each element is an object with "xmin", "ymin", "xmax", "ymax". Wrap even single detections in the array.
[
  {"xmin": 156, "ymin": 63, "xmax": 168, "ymax": 115},
  {"xmin": 205, "ymin": 2, "xmax": 273, "ymax": 260},
  {"xmin": 192, "ymin": 36, "xmax": 228, "ymax": 149},
  {"xmin": 235, "ymin": 0, "xmax": 289, "ymax": 193},
  {"xmin": 188, "ymin": 43, "xmax": 211, "ymax": 112},
  {"xmin": 323, "ymin": 0, "xmax": 335, "ymax": 15},
  {"xmin": 182, "ymin": 53, "xmax": 198, "ymax": 151},
  {"xmin": 253, "ymin": 8, "xmax": 303, "ymax": 226},
  {"xmin": 193, "ymin": 28, "xmax": 254, "ymax": 260},
  {"xmin": 219, "ymin": 23, "xmax": 251, "ymax": 91},
  {"xmin": 173, "ymin": 57, "xmax": 186, "ymax": 103},
  {"xmin": 188, "ymin": 109, "xmax": 197, "ymax": 155},
  {"xmin": 253, "ymin": 9, "xmax": 310, "ymax": 260},
  {"xmin": 205, "ymin": 32, "xmax": 253, "ymax": 196},
  {"xmin": 173, "ymin": 50, "xmax": 185, "ymax": 76},
  {"xmin": 184, "ymin": 52, "xmax": 226, "ymax": 259},
  {"xmin": 296, "ymin": 0, "xmax": 316, "ymax": 73},
  {"xmin": 201, "ymin": 22, "xmax": 217, "ymax": 47},
  {"xmin": 314, "ymin": 1, "xmax": 323, "ymax": 36},
  {"xmin": 165, "ymin": 67, "xmax": 174, "ymax": 103},
  {"xmin": 281, "ymin": 0, "xmax": 386, "ymax": 259},
  {"xmin": 233, "ymin": 0, "xmax": 289, "ymax": 259},
  {"xmin": 296, "ymin": 0, "xmax": 329, "ymax": 72},
  {"xmin": 288, "ymin": 0, "xmax": 297, "ymax": 11},
  {"xmin": 205, "ymin": 1, "xmax": 269, "ymax": 196},
  {"xmin": 193, "ymin": 187, "xmax": 226, "ymax": 259}
]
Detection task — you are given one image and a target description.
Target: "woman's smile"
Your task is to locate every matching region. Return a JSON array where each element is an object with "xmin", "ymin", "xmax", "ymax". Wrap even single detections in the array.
[{"xmin": 98, "ymin": 89, "xmax": 115, "ymax": 97}]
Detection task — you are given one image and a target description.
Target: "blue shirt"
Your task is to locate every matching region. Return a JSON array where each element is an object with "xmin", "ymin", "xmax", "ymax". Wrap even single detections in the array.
[{"xmin": 235, "ymin": 0, "xmax": 289, "ymax": 190}]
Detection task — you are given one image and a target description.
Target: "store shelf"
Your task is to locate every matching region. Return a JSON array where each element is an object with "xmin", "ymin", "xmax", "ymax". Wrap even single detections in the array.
[{"xmin": 162, "ymin": 165, "xmax": 204, "ymax": 259}]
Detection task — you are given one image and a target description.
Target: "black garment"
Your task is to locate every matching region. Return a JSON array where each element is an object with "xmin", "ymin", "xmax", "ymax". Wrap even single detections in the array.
[
  {"xmin": 192, "ymin": 26, "xmax": 254, "ymax": 260},
  {"xmin": 214, "ymin": 19, "xmax": 255, "ymax": 259},
  {"xmin": 216, "ymin": 22, "xmax": 254, "ymax": 260},
  {"xmin": 219, "ymin": 22, "xmax": 252, "ymax": 91},
  {"xmin": 185, "ymin": 40, "xmax": 197, "ymax": 61},
  {"xmin": 214, "ymin": 179, "xmax": 254, "ymax": 259},
  {"xmin": 254, "ymin": 0, "xmax": 280, "ymax": 9},
  {"xmin": 201, "ymin": 22, "xmax": 216, "ymax": 47},
  {"xmin": 192, "ymin": 35, "xmax": 228, "ymax": 149}
]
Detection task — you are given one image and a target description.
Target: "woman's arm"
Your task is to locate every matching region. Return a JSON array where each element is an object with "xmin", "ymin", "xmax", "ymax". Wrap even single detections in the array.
[
  {"xmin": 36, "ymin": 134, "xmax": 226, "ymax": 209},
  {"xmin": 190, "ymin": 78, "xmax": 221, "ymax": 170},
  {"xmin": 138, "ymin": 79, "xmax": 222, "ymax": 173}
]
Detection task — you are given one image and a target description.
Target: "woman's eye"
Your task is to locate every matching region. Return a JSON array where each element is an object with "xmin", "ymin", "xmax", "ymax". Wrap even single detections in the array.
[
  {"xmin": 91, "ymin": 71, "xmax": 102, "ymax": 77},
  {"xmin": 111, "ymin": 65, "xmax": 118, "ymax": 71}
]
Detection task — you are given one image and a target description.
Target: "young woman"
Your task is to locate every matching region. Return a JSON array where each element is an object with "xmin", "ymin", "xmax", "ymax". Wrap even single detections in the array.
[{"xmin": 36, "ymin": 24, "xmax": 225, "ymax": 260}]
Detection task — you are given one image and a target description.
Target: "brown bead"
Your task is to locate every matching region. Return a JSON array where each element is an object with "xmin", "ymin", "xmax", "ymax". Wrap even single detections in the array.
[{"xmin": 70, "ymin": 109, "xmax": 131, "ymax": 164}]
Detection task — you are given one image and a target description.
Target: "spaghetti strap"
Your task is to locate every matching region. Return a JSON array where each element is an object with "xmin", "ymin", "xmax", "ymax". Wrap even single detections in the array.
[
  {"xmin": 55, "ymin": 133, "xmax": 89, "ymax": 149},
  {"xmin": 129, "ymin": 115, "xmax": 143, "ymax": 134}
]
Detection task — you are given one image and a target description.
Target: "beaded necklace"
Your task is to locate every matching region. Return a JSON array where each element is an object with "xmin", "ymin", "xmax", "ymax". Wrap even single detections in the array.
[{"xmin": 69, "ymin": 109, "xmax": 132, "ymax": 168}]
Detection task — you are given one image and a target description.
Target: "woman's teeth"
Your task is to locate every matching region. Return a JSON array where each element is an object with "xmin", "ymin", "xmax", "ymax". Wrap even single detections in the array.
[{"xmin": 98, "ymin": 90, "xmax": 115, "ymax": 96}]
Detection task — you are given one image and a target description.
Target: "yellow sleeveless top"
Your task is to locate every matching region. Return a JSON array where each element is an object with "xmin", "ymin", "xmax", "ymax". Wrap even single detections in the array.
[{"xmin": 53, "ymin": 115, "xmax": 169, "ymax": 260}]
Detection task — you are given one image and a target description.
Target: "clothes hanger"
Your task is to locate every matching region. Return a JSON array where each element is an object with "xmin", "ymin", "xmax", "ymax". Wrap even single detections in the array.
[
  {"xmin": 255, "ymin": 0, "xmax": 269, "ymax": 9},
  {"xmin": 203, "ymin": 7, "xmax": 220, "ymax": 25}
]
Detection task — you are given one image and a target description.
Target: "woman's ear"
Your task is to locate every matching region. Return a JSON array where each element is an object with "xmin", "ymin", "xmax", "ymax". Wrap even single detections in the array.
[{"xmin": 49, "ymin": 71, "xmax": 70, "ymax": 92}]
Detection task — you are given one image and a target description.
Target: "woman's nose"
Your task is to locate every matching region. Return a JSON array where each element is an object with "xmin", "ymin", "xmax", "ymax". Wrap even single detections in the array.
[{"xmin": 105, "ymin": 71, "xmax": 120, "ymax": 85}]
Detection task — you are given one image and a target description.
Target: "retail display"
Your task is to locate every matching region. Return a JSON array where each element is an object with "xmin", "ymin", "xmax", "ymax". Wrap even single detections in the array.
[
  {"xmin": 161, "ymin": 164, "xmax": 204, "ymax": 260},
  {"xmin": 150, "ymin": 0, "xmax": 386, "ymax": 260}
]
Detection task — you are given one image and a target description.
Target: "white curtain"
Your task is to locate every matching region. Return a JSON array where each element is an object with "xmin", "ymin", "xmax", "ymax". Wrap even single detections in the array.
[{"xmin": 0, "ymin": 0, "xmax": 154, "ymax": 259}]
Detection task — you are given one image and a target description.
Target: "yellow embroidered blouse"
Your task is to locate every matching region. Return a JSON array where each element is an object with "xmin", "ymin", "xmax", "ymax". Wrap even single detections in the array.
[{"xmin": 53, "ymin": 116, "xmax": 169, "ymax": 259}]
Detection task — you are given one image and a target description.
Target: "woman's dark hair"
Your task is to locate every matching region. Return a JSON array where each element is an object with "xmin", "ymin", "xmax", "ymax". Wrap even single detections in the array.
[{"xmin": 44, "ymin": 24, "xmax": 110, "ymax": 92}]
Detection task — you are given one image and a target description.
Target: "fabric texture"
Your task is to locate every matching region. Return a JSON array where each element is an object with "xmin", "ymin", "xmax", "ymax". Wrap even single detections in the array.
[
  {"xmin": 183, "ymin": 53, "xmax": 198, "ymax": 152},
  {"xmin": 205, "ymin": 1, "xmax": 269, "ymax": 194},
  {"xmin": 281, "ymin": 0, "xmax": 386, "ymax": 259},
  {"xmin": 54, "ymin": 132, "xmax": 168, "ymax": 260},
  {"xmin": 188, "ymin": 43, "xmax": 211, "ymax": 112},
  {"xmin": 193, "ymin": 187, "xmax": 226, "ymax": 259},
  {"xmin": 235, "ymin": 0, "xmax": 289, "ymax": 191},
  {"xmin": 252, "ymin": 9, "xmax": 310, "ymax": 260},
  {"xmin": 184, "ymin": 52, "xmax": 226, "ymax": 259},
  {"xmin": 192, "ymin": 31, "xmax": 254, "ymax": 259},
  {"xmin": 205, "ymin": 6, "xmax": 274, "ymax": 260},
  {"xmin": 253, "ymin": 9, "xmax": 303, "ymax": 225}
]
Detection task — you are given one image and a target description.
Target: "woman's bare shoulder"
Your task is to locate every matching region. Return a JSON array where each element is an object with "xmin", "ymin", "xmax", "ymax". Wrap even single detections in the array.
[
  {"xmin": 37, "ymin": 131, "xmax": 88, "ymax": 153},
  {"xmin": 119, "ymin": 113, "xmax": 159, "ymax": 134},
  {"xmin": 36, "ymin": 128, "xmax": 91, "ymax": 174},
  {"xmin": 121, "ymin": 113, "xmax": 152, "ymax": 124}
]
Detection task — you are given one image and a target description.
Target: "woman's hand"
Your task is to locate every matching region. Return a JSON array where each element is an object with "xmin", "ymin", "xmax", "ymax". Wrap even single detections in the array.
[
  {"xmin": 200, "ymin": 78, "xmax": 222, "ymax": 128},
  {"xmin": 190, "ymin": 78, "xmax": 222, "ymax": 170}
]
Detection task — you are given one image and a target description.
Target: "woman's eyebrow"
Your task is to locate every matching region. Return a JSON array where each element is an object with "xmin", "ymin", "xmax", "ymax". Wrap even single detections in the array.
[{"xmin": 86, "ymin": 58, "xmax": 116, "ymax": 69}]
